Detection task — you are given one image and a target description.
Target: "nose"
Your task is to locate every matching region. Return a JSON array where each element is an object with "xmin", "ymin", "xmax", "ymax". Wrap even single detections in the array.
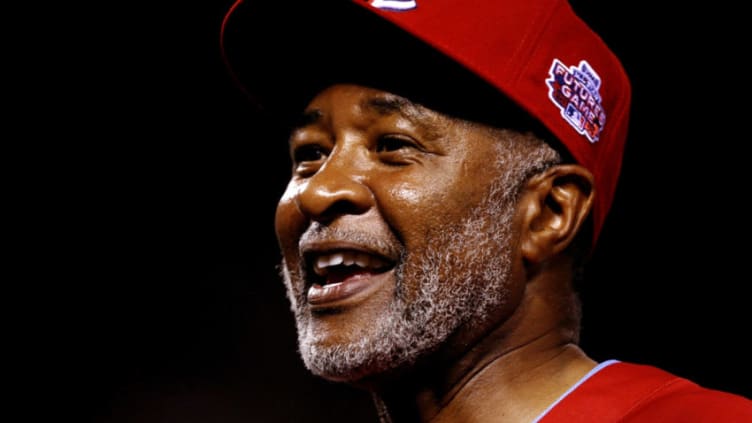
[{"xmin": 295, "ymin": 152, "xmax": 373, "ymax": 223}]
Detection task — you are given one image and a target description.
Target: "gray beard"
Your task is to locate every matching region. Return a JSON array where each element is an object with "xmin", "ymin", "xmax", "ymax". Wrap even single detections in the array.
[{"xmin": 280, "ymin": 137, "xmax": 559, "ymax": 382}]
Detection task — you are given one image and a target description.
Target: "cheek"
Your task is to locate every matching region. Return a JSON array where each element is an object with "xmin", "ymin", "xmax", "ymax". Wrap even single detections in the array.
[
  {"xmin": 382, "ymin": 179, "xmax": 446, "ymax": 237},
  {"xmin": 378, "ymin": 171, "xmax": 488, "ymax": 239},
  {"xmin": 275, "ymin": 182, "xmax": 307, "ymax": 257}
]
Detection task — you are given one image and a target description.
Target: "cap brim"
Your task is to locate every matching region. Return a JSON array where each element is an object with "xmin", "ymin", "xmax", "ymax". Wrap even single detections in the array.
[{"xmin": 221, "ymin": 0, "xmax": 536, "ymax": 131}]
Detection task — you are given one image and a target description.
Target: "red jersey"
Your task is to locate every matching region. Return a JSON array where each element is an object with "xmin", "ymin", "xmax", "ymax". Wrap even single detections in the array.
[{"xmin": 536, "ymin": 360, "xmax": 752, "ymax": 422}]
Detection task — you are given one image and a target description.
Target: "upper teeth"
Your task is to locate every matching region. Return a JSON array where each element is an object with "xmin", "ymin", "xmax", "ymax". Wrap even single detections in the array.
[{"xmin": 313, "ymin": 252, "xmax": 388, "ymax": 276}]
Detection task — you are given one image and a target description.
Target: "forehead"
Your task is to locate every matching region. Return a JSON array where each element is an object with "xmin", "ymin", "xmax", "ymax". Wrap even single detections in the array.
[
  {"xmin": 307, "ymin": 85, "xmax": 433, "ymax": 115},
  {"xmin": 294, "ymin": 84, "xmax": 529, "ymax": 169},
  {"xmin": 300, "ymin": 84, "xmax": 456, "ymax": 134},
  {"xmin": 298, "ymin": 83, "xmax": 547, "ymax": 148}
]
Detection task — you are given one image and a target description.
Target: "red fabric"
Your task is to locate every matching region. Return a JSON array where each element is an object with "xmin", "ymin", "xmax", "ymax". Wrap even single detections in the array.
[{"xmin": 540, "ymin": 362, "xmax": 752, "ymax": 422}]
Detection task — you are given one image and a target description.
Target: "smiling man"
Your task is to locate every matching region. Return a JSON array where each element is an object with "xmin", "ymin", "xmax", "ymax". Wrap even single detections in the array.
[
  {"xmin": 279, "ymin": 85, "xmax": 569, "ymax": 388},
  {"xmin": 220, "ymin": 1, "xmax": 752, "ymax": 421}
]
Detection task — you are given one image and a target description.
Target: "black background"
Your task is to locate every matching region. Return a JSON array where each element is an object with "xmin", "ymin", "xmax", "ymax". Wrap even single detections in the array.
[{"xmin": 28, "ymin": 1, "xmax": 749, "ymax": 421}]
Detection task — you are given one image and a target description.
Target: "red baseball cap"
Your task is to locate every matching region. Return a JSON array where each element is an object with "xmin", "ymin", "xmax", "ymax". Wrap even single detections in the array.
[{"xmin": 220, "ymin": 0, "xmax": 631, "ymax": 246}]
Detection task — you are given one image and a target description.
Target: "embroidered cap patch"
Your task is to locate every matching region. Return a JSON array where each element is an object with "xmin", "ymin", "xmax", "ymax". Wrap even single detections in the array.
[
  {"xmin": 547, "ymin": 59, "xmax": 606, "ymax": 143},
  {"xmin": 369, "ymin": 0, "xmax": 417, "ymax": 11}
]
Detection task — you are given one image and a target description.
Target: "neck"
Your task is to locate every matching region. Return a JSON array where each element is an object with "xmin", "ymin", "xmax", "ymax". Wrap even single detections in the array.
[{"xmin": 370, "ymin": 267, "xmax": 596, "ymax": 423}]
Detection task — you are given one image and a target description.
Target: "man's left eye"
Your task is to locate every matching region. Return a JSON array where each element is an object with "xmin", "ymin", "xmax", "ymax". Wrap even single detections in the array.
[{"xmin": 376, "ymin": 135, "xmax": 415, "ymax": 152}]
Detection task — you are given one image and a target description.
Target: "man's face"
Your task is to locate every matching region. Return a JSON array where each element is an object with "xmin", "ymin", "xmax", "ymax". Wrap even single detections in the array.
[{"xmin": 275, "ymin": 84, "xmax": 549, "ymax": 382}]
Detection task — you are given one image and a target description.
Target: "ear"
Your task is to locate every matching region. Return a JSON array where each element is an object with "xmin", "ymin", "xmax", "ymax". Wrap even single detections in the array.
[{"xmin": 518, "ymin": 164, "xmax": 595, "ymax": 264}]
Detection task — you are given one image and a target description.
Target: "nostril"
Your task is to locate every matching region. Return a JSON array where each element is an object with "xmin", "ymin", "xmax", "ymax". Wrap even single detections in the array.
[
  {"xmin": 298, "ymin": 199, "xmax": 369, "ymax": 224},
  {"xmin": 324, "ymin": 200, "xmax": 367, "ymax": 220},
  {"xmin": 295, "ymin": 175, "xmax": 373, "ymax": 221}
]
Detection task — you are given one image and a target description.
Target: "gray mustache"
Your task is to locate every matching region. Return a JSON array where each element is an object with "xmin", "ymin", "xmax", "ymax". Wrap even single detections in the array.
[{"xmin": 299, "ymin": 223, "xmax": 403, "ymax": 259}]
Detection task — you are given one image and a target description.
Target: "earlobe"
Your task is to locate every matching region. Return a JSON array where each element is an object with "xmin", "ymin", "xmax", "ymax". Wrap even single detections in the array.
[{"xmin": 519, "ymin": 165, "xmax": 595, "ymax": 263}]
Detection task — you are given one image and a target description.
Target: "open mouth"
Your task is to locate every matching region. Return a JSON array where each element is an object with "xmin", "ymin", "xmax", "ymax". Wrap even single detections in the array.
[
  {"xmin": 302, "ymin": 248, "xmax": 397, "ymax": 306},
  {"xmin": 306, "ymin": 250, "xmax": 395, "ymax": 285}
]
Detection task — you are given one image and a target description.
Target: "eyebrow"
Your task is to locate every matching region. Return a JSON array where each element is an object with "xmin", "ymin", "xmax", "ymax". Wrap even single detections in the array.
[
  {"xmin": 290, "ymin": 93, "xmax": 443, "ymax": 140},
  {"xmin": 363, "ymin": 95, "xmax": 442, "ymax": 139},
  {"xmin": 290, "ymin": 109, "xmax": 323, "ymax": 131},
  {"xmin": 365, "ymin": 95, "xmax": 414, "ymax": 117}
]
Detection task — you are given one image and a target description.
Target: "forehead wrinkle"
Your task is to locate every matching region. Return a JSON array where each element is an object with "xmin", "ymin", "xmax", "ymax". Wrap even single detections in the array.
[{"xmin": 362, "ymin": 95, "xmax": 445, "ymax": 140}]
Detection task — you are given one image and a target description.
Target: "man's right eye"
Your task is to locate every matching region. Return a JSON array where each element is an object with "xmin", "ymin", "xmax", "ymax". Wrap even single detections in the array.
[{"xmin": 293, "ymin": 144, "xmax": 327, "ymax": 164}]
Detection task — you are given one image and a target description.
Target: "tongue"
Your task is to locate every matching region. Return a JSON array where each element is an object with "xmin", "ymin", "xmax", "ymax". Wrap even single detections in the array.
[{"xmin": 326, "ymin": 267, "xmax": 374, "ymax": 285}]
